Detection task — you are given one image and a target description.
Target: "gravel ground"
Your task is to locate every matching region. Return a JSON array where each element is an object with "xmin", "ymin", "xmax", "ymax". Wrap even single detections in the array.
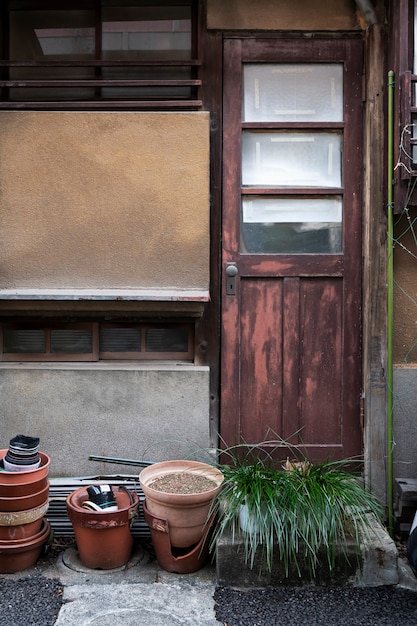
[
  {"xmin": 0, "ymin": 572, "xmax": 63, "ymax": 626},
  {"xmin": 214, "ymin": 585, "xmax": 417, "ymax": 625}
]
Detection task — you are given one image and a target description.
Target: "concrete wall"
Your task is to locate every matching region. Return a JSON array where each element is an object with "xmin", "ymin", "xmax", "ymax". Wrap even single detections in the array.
[
  {"xmin": 0, "ymin": 364, "xmax": 210, "ymax": 477},
  {"xmin": 393, "ymin": 366, "xmax": 417, "ymax": 480},
  {"xmin": 0, "ymin": 111, "xmax": 210, "ymax": 293}
]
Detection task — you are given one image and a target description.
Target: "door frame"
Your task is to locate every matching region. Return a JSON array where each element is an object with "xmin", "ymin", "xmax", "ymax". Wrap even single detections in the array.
[{"xmin": 220, "ymin": 36, "xmax": 364, "ymax": 461}]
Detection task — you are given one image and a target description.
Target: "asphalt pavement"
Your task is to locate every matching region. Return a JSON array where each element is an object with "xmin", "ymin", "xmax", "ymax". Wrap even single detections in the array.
[{"xmin": 1, "ymin": 538, "xmax": 417, "ymax": 625}]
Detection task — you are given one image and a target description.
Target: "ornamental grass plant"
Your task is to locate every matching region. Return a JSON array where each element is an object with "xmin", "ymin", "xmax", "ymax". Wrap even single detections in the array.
[{"xmin": 209, "ymin": 442, "xmax": 383, "ymax": 577}]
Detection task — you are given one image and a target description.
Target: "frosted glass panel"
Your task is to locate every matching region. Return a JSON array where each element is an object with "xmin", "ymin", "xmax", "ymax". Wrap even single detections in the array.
[
  {"xmin": 242, "ymin": 132, "xmax": 342, "ymax": 187},
  {"xmin": 241, "ymin": 197, "xmax": 342, "ymax": 254},
  {"xmin": 242, "ymin": 198, "xmax": 342, "ymax": 223},
  {"xmin": 243, "ymin": 64, "xmax": 343, "ymax": 122}
]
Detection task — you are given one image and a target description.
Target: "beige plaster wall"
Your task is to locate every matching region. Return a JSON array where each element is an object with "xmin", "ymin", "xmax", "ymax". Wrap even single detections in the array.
[
  {"xmin": 0, "ymin": 111, "xmax": 209, "ymax": 293},
  {"xmin": 207, "ymin": 0, "xmax": 361, "ymax": 31}
]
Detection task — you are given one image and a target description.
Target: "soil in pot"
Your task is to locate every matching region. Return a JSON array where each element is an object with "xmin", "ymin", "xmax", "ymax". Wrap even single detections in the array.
[{"xmin": 148, "ymin": 472, "xmax": 219, "ymax": 494}]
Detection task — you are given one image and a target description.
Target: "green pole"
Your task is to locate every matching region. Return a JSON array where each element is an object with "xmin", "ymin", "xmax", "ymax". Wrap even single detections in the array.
[{"xmin": 387, "ymin": 70, "xmax": 394, "ymax": 536}]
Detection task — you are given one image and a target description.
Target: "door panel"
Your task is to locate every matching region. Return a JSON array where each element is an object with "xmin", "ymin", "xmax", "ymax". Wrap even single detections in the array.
[{"xmin": 221, "ymin": 38, "xmax": 363, "ymax": 462}]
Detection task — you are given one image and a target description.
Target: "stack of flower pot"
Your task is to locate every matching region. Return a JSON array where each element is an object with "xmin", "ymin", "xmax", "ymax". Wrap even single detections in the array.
[{"xmin": 0, "ymin": 436, "xmax": 51, "ymax": 573}]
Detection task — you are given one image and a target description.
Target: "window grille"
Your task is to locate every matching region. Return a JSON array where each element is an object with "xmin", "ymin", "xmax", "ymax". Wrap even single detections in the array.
[
  {"xmin": 0, "ymin": 1, "xmax": 201, "ymax": 110},
  {"xmin": 0, "ymin": 322, "xmax": 194, "ymax": 361}
]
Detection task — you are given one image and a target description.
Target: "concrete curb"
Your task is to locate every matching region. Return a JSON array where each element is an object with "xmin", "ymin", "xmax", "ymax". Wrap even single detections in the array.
[{"xmin": 216, "ymin": 517, "xmax": 401, "ymax": 587}]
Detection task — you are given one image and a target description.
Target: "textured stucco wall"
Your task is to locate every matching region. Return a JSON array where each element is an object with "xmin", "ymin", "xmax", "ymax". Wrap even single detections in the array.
[
  {"xmin": 0, "ymin": 365, "xmax": 210, "ymax": 477},
  {"xmin": 207, "ymin": 0, "xmax": 361, "ymax": 31},
  {"xmin": 0, "ymin": 111, "xmax": 209, "ymax": 292}
]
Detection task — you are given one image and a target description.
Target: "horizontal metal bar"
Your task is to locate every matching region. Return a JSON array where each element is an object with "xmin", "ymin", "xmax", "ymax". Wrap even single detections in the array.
[
  {"xmin": 0, "ymin": 80, "xmax": 201, "ymax": 88},
  {"xmin": 0, "ymin": 288, "xmax": 210, "ymax": 301},
  {"xmin": 0, "ymin": 60, "xmax": 202, "ymax": 68},
  {"xmin": 89, "ymin": 455, "xmax": 154, "ymax": 467},
  {"xmin": 0, "ymin": 100, "xmax": 203, "ymax": 109}
]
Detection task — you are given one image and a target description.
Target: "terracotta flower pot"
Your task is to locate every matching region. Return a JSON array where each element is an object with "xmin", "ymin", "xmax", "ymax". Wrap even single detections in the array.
[
  {"xmin": 0, "ymin": 482, "xmax": 49, "ymax": 512},
  {"xmin": 0, "ymin": 500, "xmax": 49, "ymax": 528},
  {"xmin": 66, "ymin": 486, "xmax": 139, "ymax": 570},
  {"xmin": 0, "ymin": 450, "xmax": 50, "ymax": 484},
  {"xmin": 0, "ymin": 518, "xmax": 51, "ymax": 574},
  {"xmin": 139, "ymin": 460, "xmax": 224, "ymax": 549},
  {"xmin": 142, "ymin": 498, "xmax": 214, "ymax": 574},
  {"xmin": 0, "ymin": 475, "xmax": 49, "ymax": 498},
  {"xmin": 0, "ymin": 517, "xmax": 44, "ymax": 541}
]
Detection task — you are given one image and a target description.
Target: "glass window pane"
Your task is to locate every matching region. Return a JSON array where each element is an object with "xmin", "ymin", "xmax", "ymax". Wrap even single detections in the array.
[
  {"xmin": 51, "ymin": 329, "xmax": 92, "ymax": 354},
  {"xmin": 3, "ymin": 329, "xmax": 45, "ymax": 353},
  {"xmin": 9, "ymin": 10, "xmax": 95, "ymax": 101},
  {"xmin": 102, "ymin": 6, "xmax": 191, "ymax": 60},
  {"xmin": 102, "ymin": 5, "xmax": 192, "ymax": 99},
  {"xmin": 146, "ymin": 328, "xmax": 188, "ymax": 352},
  {"xmin": 241, "ymin": 197, "xmax": 342, "ymax": 253},
  {"xmin": 100, "ymin": 327, "xmax": 141, "ymax": 352},
  {"xmin": 243, "ymin": 64, "xmax": 343, "ymax": 122},
  {"xmin": 242, "ymin": 132, "xmax": 342, "ymax": 187}
]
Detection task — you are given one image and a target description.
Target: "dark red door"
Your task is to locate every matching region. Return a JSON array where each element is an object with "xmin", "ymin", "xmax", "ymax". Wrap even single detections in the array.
[{"xmin": 221, "ymin": 38, "xmax": 363, "ymax": 462}]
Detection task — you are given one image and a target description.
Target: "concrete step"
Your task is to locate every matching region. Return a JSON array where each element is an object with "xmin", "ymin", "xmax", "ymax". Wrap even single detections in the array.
[{"xmin": 216, "ymin": 515, "xmax": 399, "ymax": 587}]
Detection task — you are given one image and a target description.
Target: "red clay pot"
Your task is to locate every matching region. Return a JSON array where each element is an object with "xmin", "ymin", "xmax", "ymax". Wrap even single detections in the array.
[
  {"xmin": 142, "ymin": 498, "xmax": 213, "ymax": 573},
  {"xmin": 0, "ymin": 475, "xmax": 49, "ymax": 498},
  {"xmin": 66, "ymin": 486, "xmax": 139, "ymax": 570},
  {"xmin": 0, "ymin": 518, "xmax": 51, "ymax": 573},
  {"xmin": 0, "ymin": 500, "xmax": 49, "ymax": 529},
  {"xmin": 0, "ymin": 451, "xmax": 50, "ymax": 484},
  {"xmin": 0, "ymin": 518, "xmax": 44, "ymax": 541},
  {"xmin": 139, "ymin": 460, "xmax": 224, "ymax": 548},
  {"xmin": 0, "ymin": 482, "xmax": 49, "ymax": 512}
]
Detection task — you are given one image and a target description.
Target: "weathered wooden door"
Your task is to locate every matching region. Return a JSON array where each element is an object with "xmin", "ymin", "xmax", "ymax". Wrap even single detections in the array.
[{"xmin": 221, "ymin": 38, "xmax": 363, "ymax": 461}]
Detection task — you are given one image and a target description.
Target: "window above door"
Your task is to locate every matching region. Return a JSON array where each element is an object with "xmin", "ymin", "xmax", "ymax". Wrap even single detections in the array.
[{"xmin": 0, "ymin": 0, "xmax": 201, "ymax": 109}]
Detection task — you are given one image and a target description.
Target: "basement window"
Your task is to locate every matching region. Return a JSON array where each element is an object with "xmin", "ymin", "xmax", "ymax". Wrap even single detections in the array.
[
  {"xmin": 0, "ymin": 322, "xmax": 194, "ymax": 362},
  {"xmin": 0, "ymin": 0, "xmax": 201, "ymax": 109}
]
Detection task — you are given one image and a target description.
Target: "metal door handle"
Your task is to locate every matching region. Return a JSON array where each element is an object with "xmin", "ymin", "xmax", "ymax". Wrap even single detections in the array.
[{"xmin": 225, "ymin": 264, "xmax": 238, "ymax": 295}]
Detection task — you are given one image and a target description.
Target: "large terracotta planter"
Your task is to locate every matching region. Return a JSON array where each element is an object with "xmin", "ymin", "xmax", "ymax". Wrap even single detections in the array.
[
  {"xmin": 142, "ymin": 498, "xmax": 214, "ymax": 574},
  {"xmin": 66, "ymin": 486, "xmax": 139, "ymax": 570},
  {"xmin": 139, "ymin": 460, "xmax": 224, "ymax": 549},
  {"xmin": 0, "ymin": 518, "xmax": 51, "ymax": 573},
  {"xmin": 0, "ymin": 450, "xmax": 50, "ymax": 484}
]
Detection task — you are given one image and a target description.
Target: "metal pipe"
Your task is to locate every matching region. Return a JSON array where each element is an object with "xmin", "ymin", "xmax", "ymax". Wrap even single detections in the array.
[
  {"xmin": 88, "ymin": 454, "xmax": 154, "ymax": 467},
  {"xmin": 355, "ymin": 0, "xmax": 378, "ymax": 26},
  {"xmin": 387, "ymin": 70, "xmax": 395, "ymax": 536}
]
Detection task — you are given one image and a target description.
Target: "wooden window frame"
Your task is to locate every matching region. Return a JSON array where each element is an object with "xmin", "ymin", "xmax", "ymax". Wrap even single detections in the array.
[
  {"xmin": 99, "ymin": 322, "xmax": 194, "ymax": 361},
  {"xmin": 0, "ymin": 321, "xmax": 194, "ymax": 362},
  {"xmin": 0, "ymin": 322, "xmax": 99, "ymax": 362},
  {"xmin": 0, "ymin": 0, "xmax": 202, "ymax": 110},
  {"xmin": 226, "ymin": 38, "xmax": 362, "ymax": 260},
  {"xmin": 399, "ymin": 71, "xmax": 417, "ymax": 178}
]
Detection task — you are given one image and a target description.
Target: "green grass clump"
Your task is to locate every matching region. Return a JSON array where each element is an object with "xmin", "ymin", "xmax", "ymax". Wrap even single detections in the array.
[{"xmin": 209, "ymin": 445, "xmax": 382, "ymax": 577}]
